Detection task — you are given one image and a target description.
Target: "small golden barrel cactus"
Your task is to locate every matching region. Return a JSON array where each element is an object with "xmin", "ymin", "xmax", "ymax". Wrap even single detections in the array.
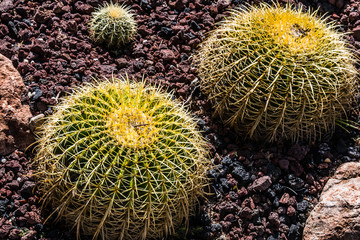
[
  {"xmin": 195, "ymin": 3, "xmax": 358, "ymax": 142},
  {"xmin": 89, "ymin": 3, "xmax": 137, "ymax": 47},
  {"xmin": 33, "ymin": 78, "xmax": 209, "ymax": 240}
]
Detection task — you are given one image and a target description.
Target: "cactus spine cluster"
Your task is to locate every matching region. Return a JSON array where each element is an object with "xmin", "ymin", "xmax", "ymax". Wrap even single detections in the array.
[
  {"xmin": 89, "ymin": 3, "xmax": 137, "ymax": 47},
  {"xmin": 33, "ymin": 78, "xmax": 209, "ymax": 240},
  {"xmin": 195, "ymin": 3, "xmax": 358, "ymax": 142}
]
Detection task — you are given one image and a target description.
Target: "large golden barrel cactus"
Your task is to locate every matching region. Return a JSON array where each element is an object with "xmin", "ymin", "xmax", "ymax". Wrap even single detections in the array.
[
  {"xmin": 33, "ymin": 78, "xmax": 209, "ymax": 240},
  {"xmin": 195, "ymin": 3, "xmax": 358, "ymax": 142}
]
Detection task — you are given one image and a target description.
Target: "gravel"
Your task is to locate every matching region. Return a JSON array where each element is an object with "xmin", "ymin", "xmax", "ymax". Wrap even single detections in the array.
[{"xmin": 0, "ymin": 0, "xmax": 360, "ymax": 239}]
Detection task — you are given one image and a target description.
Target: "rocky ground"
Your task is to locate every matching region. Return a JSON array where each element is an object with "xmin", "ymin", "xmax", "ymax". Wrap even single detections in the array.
[{"xmin": 0, "ymin": 0, "xmax": 360, "ymax": 239}]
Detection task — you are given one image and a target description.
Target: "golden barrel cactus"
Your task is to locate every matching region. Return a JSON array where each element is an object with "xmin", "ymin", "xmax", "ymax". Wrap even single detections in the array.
[
  {"xmin": 89, "ymin": 3, "xmax": 137, "ymax": 47},
  {"xmin": 33, "ymin": 78, "xmax": 209, "ymax": 240},
  {"xmin": 195, "ymin": 3, "xmax": 358, "ymax": 142}
]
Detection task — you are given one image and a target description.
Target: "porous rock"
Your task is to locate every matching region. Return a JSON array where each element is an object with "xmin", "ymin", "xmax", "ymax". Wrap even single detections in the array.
[
  {"xmin": 248, "ymin": 176, "xmax": 272, "ymax": 191},
  {"xmin": 303, "ymin": 162, "xmax": 360, "ymax": 240},
  {"xmin": 0, "ymin": 54, "xmax": 33, "ymax": 155},
  {"xmin": 0, "ymin": 0, "xmax": 14, "ymax": 13}
]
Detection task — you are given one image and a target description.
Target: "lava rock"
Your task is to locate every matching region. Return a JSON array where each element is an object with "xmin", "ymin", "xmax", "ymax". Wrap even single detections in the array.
[
  {"xmin": 210, "ymin": 223, "xmax": 222, "ymax": 232},
  {"xmin": 32, "ymin": 87, "xmax": 43, "ymax": 101},
  {"xmin": 0, "ymin": 0, "xmax": 14, "ymax": 13},
  {"xmin": 0, "ymin": 199, "xmax": 9, "ymax": 214},
  {"xmin": 285, "ymin": 174, "xmax": 305, "ymax": 191},
  {"xmin": 232, "ymin": 165, "xmax": 250, "ymax": 183},
  {"xmin": 34, "ymin": 7, "xmax": 52, "ymax": 24},
  {"xmin": 239, "ymin": 206, "xmax": 253, "ymax": 219},
  {"xmin": 159, "ymin": 27, "xmax": 173, "ymax": 38},
  {"xmin": 297, "ymin": 200, "xmax": 308, "ymax": 212},
  {"xmin": 353, "ymin": 27, "xmax": 360, "ymax": 41},
  {"xmin": 288, "ymin": 223, "xmax": 301, "ymax": 240},
  {"xmin": 268, "ymin": 212, "xmax": 280, "ymax": 228},
  {"xmin": 249, "ymin": 176, "xmax": 272, "ymax": 192},
  {"xmin": 221, "ymin": 156, "xmax": 233, "ymax": 166},
  {"xmin": 207, "ymin": 168, "xmax": 220, "ymax": 180},
  {"xmin": 19, "ymin": 181, "xmax": 35, "ymax": 195},
  {"xmin": 74, "ymin": 2, "xmax": 94, "ymax": 14},
  {"xmin": 0, "ymin": 224, "xmax": 12, "ymax": 239},
  {"xmin": 266, "ymin": 163, "xmax": 282, "ymax": 182},
  {"xmin": 160, "ymin": 49, "xmax": 175, "ymax": 61}
]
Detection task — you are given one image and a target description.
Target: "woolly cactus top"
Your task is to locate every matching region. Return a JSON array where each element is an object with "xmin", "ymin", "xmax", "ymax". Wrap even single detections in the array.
[
  {"xmin": 195, "ymin": 3, "xmax": 358, "ymax": 142},
  {"xmin": 34, "ymin": 78, "xmax": 209, "ymax": 240},
  {"xmin": 107, "ymin": 4, "xmax": 127, "ymax": 18},
  {"xmin": 255, "ymin": 6, "xmax": 328, "ymax": 53},
  {"xmin": 107, "ymin": 106, "xmax": 158, "ymax": 148},
  {"xmin": 224, "ymin": 4, "xmax": 341, "ymax": 55}
]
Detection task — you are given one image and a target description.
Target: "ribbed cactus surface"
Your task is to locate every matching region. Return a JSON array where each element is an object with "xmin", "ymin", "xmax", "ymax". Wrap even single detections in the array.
[
  {"xmin": 195, "ymin": 3, "xmax": 358, "ymax": 142},
  {"xmin": 89, "ymin": 3, "xmax": 137, "ymax": 47},
  {"xmin": 33, "ymin": 78, "xmax": 209, "ymax": 240}
]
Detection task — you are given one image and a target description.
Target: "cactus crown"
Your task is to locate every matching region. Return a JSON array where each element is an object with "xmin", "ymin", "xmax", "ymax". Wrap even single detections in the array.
[
  {"xmin": 107, "ymin": 106, "xmax": 158, "ymax": 148},
  {"xmin": 89, "ymin": 3, "xmax": 137, "ymax": 47},
  {"xmin": 33, "ymin": 78, "xmax": 209, "ymax": 240},
  {"xmin": 195, "ymin": 3, "xmax": 358, "ymax": 142},
  {"xmin": 259, "ymin": 7, "xmax": 325, "ymax": 52},
  {"xmin": 108, "ymin": 6, "xmax": 126, "ymax": 18}
]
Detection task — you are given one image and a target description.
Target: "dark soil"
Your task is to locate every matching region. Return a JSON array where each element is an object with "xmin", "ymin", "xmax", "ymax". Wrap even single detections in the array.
[{"xmin": 1, "ymin": 0, "xmax": 360, "ymax": 239}]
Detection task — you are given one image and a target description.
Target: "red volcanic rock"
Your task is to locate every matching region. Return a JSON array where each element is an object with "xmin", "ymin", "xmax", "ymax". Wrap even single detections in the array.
[
  {"xmin": 248, "ymin": 176, "xmax": 272, "ymax": 191},
  {"xmin": 160, "ymin": 49, "xmax": 175, "ymax": 62},
  {"xmin": 353, "ymin": 26, "xmax": 360, "ymax": 41},
  {"xmin": 303, "ymin": 162, "xmax": 360, "ymax": 240},
  {"xmin": 0, "ymin": 54, "xmax": 34, "ymax": 155},
  {"xmin": 0, "ymin": 0, "xmax": 14, "ymax": 13}
]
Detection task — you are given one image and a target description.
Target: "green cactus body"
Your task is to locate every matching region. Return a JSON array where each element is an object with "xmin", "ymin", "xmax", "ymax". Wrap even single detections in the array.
[
  {"xmin": 195, "ymin": 3, "xmax": 358, "ymax": 142},
  {"xmin": 34, "ymin": 78, "xmax": 209, "ymax": 240},
  {"xmin": 89, "ymin": 3, "xmax": 137, "ymax": 47}
]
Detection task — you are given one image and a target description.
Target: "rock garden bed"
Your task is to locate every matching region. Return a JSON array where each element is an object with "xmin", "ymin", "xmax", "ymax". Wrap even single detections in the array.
[{"xmin": 0, "ymin": 0, "xmax": 360, "ymax": 239}]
